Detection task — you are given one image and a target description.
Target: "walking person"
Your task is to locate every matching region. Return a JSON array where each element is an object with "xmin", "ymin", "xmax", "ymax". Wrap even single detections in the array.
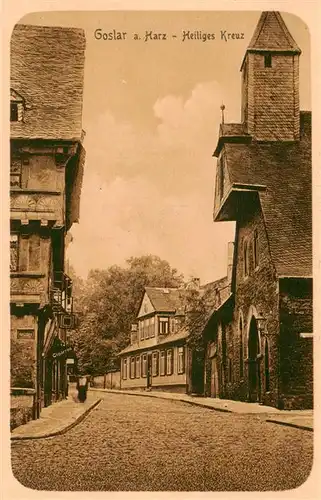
[{"xmin": 76, "ymin": 374, "xmax": 88, "ymax": 403}]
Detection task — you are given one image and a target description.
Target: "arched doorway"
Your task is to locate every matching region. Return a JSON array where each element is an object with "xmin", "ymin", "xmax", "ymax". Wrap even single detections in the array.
[{"xmin": 248, "ymin": 316, "xmax": 261, "ymax": 402}]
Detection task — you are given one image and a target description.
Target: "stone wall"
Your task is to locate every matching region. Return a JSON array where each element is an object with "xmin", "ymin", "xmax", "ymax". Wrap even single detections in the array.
[
  {"xmin": 279, "ymin": 278, "xmax": 313, "ymax": 409},
  {"xmin": 229, "ymin": 201, "xmax": 280, "ymax": 407},
  {"xmin": 10, "ymin": 389, "xmax": 35, "ymax": 430},
  {"xmin": 92, "ymin": 371, "xmax": 121, "ymax": 390}
]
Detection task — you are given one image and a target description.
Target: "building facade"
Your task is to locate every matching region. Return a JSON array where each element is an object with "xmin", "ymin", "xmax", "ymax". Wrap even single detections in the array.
[
  {"xmin": 10, "ymin": 24, "xmax": 86, "ymax": 419},
  {"xmin": 118, "ymin": 287, "xmax": 190, "ymax": 393},
  {"xmin": 206, "ymin": 11, "xmax": 312, "ymax": 410}
]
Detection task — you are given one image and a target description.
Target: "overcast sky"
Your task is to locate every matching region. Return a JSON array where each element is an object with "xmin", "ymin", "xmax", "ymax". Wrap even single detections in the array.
[{"xmin": 22, "ymin": 10, "xmax": 311, "ymax": 283}]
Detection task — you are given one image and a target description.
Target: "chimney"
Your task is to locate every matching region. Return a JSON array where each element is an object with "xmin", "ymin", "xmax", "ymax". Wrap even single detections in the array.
[
  {"xmin": 227, "ymin": 241, "xmax": 234, "ymax": 283},
  {"xmin": 187, "ymin": 277, "xmax": 200, "ymax": 290},
  {"xmin": 130, "ymin": 323, "xmax": 138, "ymax": 345}
]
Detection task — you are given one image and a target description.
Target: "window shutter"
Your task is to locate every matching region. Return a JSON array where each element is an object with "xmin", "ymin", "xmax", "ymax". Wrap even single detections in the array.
[{"xmin": 155, "ymin": 352, "xmax": 159, "ymax": 376}]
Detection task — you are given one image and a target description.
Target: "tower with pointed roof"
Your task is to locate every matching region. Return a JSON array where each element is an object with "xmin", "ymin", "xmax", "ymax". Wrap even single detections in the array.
[
  {"xmin": 209, "ymin": 12, "xmax": 312, "ymax": 410},
  {"xmin": 241, "ymin": 11, "xmax": 301, "ymax": 141}
]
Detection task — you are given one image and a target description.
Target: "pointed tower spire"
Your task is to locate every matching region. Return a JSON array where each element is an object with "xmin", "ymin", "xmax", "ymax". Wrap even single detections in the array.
[
  {"xmin": 246, "ymin": 11, "xmax": 301, "ymax": 54},
  {"xmin": 241, "ymin": 11, "xmax": 301, "ymax": 141}
]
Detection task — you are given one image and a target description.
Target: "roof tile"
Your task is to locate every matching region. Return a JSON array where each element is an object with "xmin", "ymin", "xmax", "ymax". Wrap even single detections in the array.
[
  {"xmin": 223, "ymin": 112, "xmax": 312, "ymax": 277},
  {"xmin": 10, "ymin": 24, "xmax": 86, "ymax": 141}
]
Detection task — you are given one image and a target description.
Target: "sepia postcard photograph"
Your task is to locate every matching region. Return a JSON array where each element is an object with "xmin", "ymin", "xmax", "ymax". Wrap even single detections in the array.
[{"xmin": 3, "ymin": 1, "xmax": 320, "ymax": 496}]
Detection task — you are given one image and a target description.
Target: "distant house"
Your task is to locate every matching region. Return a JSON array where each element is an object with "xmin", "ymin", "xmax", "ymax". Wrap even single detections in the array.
[
  {"xmin": 118, "ymin": 273, "xmax": 234, "ymax": 394},
  {"xmin": 118, "ymin": 287, "xmax": 190, "ymax": 393},
  {"xmin": 205, "ymin": 11, "xmax": 312, "ymax": 409}
]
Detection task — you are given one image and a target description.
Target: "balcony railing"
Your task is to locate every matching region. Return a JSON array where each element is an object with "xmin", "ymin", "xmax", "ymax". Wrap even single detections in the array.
[{"xmin": 50, "ymin": 271, "xmax": 73, "ymax": 313}]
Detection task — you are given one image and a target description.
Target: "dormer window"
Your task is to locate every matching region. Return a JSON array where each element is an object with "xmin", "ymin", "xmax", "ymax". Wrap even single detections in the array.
[
  {"xmin": 10, "ymin": 102, "xmax": 18, "ymax": 121},
  {"xmin": 264, "ymin": 53, "xmax": 272, "ymax": 68},
  {"xmin": 10, "ymin": 89, "xmax": 26, "ymax": 122}
]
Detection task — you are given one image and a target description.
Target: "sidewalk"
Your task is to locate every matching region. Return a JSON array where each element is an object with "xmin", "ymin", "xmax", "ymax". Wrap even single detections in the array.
[
  {"xmin": 11, "ymin": 386, "xmax": 102, "ymax": 441},
  {"xmin": 90, "ymin": 387, "xmax": 313, "ymax": 431}
]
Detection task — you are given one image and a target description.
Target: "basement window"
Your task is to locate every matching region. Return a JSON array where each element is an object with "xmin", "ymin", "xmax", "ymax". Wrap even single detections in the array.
[{"xmin": 264, "ymin": 54, "xmax": 272, "ymax": 68}]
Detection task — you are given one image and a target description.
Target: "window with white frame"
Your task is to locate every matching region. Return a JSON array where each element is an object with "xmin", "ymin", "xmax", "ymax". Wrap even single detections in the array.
[
  {"xmin": 122, "ymin": 358, "xmax": 128, "ymax": 380},
  {"xmin": 152, "ymin": 351, "xmax": 159, "ymax": 376},
  {"xmin": 145, "ymin": 318, "xmax": 150, "ymax": 339},
  {"xmin": 139, "ymin": 321, "xmax": 144, "ymax": 341},
  {"xmin": 178, "ymin": 346, "xmax": 185, "ymax": 374},
  {"xmin": 150, "ymin": 316, "xmax": 155, "ymax": 337},
  {"xmin": 141, "ymin": 354, "xmax": 147, "ymax": 377},
  {"xmin": 130, "ymin": 357, "xmax": 135, "ymax": 379},
  {"xmin": 159, "ymin": 317, "xmax": 169, "ymax": 335},
  {"xmin": 136, "ymin": 356, "xmax": 140, "ymax": 378},
  {"xmin": 166, "ymin": 349, "xmax": 173, "ymax": 375},
  {"xmin": 160, "ymin": 350, "xmax": 166, "ymax": 376}
]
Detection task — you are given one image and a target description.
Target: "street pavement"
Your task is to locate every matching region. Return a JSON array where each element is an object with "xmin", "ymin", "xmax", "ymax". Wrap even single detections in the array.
[
  {"xmin": 11, "ymin": 391, "xmax": 313, "ymax": 491},
  {"xmin": 91, "ymin": 387, "xmax": 314, "ymax": 430},
  {"xmin": 11, "ymin": 385, "xmax": 101, "ymax": 440}
]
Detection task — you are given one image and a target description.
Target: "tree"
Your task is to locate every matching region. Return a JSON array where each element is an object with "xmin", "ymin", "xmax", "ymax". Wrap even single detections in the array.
[{"xmin": 69, "ymin": 255, "xmax": 185, "ymax": 375}]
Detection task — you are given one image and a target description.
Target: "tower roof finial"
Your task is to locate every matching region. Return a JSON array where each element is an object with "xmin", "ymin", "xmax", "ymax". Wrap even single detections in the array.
[{"xmin": 220, "ymin": 103, "xmax": 225, "ymax": 124}]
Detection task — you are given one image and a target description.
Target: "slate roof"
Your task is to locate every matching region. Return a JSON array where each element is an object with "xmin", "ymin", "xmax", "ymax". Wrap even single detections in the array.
[
  {"xmin": 247, "ymin": 11, "xmax": 301, "ymax": 53},
  {"xmin": 220, "ymin": 123, "xmax": 248, "ymax": 137},
  {"xmin": 144, "ymin": 287, "xmax": 186, "ymax": 314},
  {"xmin": 223, "ymin": 111, "xmax": 312, "ymax": 277},
  {"xmin": 10, "ymin": 24, "xmax": 86, "ymax": 141},
  {"xmin": 213, "ymin": 123, "xmax": 251, "ymax": 157}
]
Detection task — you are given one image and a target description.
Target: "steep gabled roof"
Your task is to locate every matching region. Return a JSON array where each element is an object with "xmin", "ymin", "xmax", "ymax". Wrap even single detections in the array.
[
  {"xmin": 144, "ymin": 287, "xmax": 186, "ymax": 314},
  {"xmin": 247, "ymin": 11, "xmax": 301, "ymax": 53},
  {"xmin": 10, "ymin": 24, "xmax": 86, "ymax": 141},
  {"xmin": 222, "ymin": 112, "xmax": 311, "ymax": 277}
]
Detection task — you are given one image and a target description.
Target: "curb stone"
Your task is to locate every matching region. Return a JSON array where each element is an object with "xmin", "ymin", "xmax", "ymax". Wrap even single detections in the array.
[
  {"xmin": 266, "ymin": 418, "xmax": 313, "ymax": 432},
  {"xmin": 91, "ymin": 389, "xmax": 313, "ymax": 428},
  {"xmin": 91, "ymin": 388, "xmax": 233, "ymax": 413},
  {"xmin": 11, "ymin": 398, "xmax": 102, "ymax": 441}
]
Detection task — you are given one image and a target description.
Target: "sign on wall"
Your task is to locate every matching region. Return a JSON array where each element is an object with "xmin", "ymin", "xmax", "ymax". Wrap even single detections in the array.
[{"xmin": 17, "ymin": 329, "xmax": 35, "ymax": 340}]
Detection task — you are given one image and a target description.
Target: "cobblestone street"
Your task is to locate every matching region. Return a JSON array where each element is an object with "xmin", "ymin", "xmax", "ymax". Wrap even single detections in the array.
[{"xmin": 11, "ymin": 393, "xmax": 313, "ymax": 491}]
